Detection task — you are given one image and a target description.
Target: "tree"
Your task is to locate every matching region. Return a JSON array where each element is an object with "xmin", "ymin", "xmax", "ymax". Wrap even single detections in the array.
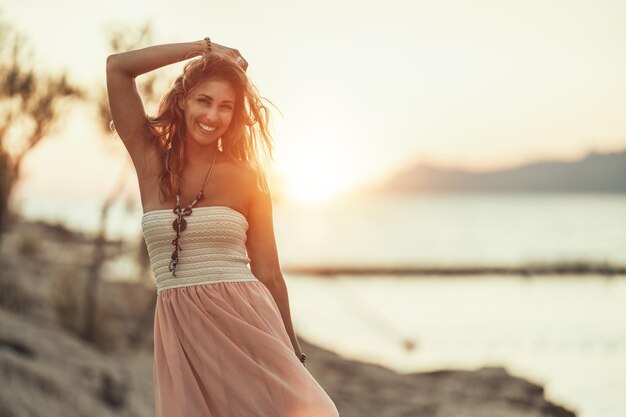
[{"xmin": 0, "ymin": 17, "xmax": 83, "ymax": 236}]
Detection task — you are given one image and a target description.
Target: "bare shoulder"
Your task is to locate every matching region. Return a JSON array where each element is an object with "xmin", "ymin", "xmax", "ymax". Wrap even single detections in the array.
[
  {"xmin": 219, "ymin": 155, "xmax": 256, "ymax": 185},
  {"xmin": 215, "ymin": 155, "xmax": 265, "ymax": 215},
  {"xmin": 136, "ymin": 136, "xmax": 163, "ymax": 176},
  {"xmin": 239, "ymin": 165, "xmax": 269, "ymax": 204},
  {"xmin": 134, "ymin": 139, "xmax": 164, "ymax": 202}
]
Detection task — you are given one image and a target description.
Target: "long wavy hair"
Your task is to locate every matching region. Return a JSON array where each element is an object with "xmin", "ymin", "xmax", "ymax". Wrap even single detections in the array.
[{"xmin": 147, "ymin": 52, "xmax": 274, "ymax": 203}]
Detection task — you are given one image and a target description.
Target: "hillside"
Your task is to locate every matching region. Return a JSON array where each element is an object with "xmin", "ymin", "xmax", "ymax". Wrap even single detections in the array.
[{"xmin": 373, "ymin": 149, "xmax": 626, "ymax": 194}]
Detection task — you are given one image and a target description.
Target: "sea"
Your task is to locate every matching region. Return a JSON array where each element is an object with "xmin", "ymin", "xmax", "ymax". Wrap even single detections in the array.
[{"xmin": 13, "ymin": 192, "xmax": 626, "ymax": 417}]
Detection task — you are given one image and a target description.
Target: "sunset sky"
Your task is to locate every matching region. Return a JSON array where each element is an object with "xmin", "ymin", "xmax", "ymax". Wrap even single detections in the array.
[{"xmin": 3, "ymin": 0, "xmax": 626, "ymax": 204}]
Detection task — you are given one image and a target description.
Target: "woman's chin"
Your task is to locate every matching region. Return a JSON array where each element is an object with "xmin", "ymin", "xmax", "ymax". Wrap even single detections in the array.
[{"xmin": 189, "ymin": 136, "xmax": 219, "ymax": 147}]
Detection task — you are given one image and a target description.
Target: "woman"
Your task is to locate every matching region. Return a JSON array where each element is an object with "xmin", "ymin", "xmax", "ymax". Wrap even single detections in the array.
[{"xmin": 106, "ymin": 38, "xmax": 339, "ymax": 417}]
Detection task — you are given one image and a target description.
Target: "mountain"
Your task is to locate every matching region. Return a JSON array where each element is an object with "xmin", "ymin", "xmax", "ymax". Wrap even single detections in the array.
[{"xmin": 373, "ymin": 149, "xmax": 626, "ymax": 194}]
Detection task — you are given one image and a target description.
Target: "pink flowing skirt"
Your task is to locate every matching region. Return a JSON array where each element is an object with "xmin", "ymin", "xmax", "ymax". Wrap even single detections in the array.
[{"xmin": 153, "ymin": 280, "xmax": 340, "ymax": 417}]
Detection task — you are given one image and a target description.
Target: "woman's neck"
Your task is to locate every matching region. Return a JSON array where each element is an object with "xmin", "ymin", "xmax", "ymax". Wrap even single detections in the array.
[{"xmin": 184, "ymin": 142, "xmax": 221, "ymax": 168}]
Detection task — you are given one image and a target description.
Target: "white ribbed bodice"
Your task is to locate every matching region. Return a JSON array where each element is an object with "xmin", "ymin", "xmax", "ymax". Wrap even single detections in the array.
[{"xmin": 141, "ymin": 206, "xmax": 259, "ymax": 293}]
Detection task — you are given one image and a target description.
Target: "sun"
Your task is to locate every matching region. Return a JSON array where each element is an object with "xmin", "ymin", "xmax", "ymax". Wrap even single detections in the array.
[
  {"xmin": 275, "ymin": 143, "xmax": 356, "ymax": 204},
  {"xmin": 271, "ymin": 86, "xmax": 370, "ymax": 204}
]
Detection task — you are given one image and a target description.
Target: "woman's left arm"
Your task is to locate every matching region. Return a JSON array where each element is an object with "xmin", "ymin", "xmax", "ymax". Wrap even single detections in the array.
[{"xmin": 245, "ymin": 180, "xmax": 304, "ymax": 360}]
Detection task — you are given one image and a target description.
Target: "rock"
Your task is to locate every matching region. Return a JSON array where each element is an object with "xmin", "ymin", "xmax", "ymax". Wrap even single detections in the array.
[
  {"xmin": 0, "ymin": 307, "xmax": 152, "ymax": 417},
  {"xmin": 0, "ymin": 218, "xmax": 577, "ymax": 417},
  {"xmin": 302, "ymin": 342, "xmax": 576, "ymax": 417}
]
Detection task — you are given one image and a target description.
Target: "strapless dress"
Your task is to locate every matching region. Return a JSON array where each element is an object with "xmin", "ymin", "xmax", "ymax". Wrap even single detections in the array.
[{"xmin": 141, "ymin": 206, "xmax": 339, "ymax": 417}]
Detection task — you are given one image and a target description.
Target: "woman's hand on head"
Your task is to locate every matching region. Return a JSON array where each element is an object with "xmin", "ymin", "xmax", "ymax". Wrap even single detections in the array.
[{"xmin": 210, "ymin": 42, "xmax": 249, "ymax": 72}]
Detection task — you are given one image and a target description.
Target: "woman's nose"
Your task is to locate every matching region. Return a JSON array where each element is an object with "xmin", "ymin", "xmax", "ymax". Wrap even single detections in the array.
[{"xmin": 204, "ymin": 106, "xmax": 219, "ymax": 122}]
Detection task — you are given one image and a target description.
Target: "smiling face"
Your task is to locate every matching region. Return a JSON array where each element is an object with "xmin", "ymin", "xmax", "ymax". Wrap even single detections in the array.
[{"xmin": 179, "ymin": 77, "xmax": 237, "ymax": 147}]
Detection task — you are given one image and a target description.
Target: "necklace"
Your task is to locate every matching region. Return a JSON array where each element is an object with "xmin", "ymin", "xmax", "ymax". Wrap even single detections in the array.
[{"xmin": 169, "ymin": 148, "xmax": 219, "ymax": 276}]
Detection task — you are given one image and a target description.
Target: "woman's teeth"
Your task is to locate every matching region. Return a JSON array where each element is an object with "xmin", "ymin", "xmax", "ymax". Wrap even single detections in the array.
[{"xmin": 199, "ymin": 122, "xmax": 217, "ymax": 133}]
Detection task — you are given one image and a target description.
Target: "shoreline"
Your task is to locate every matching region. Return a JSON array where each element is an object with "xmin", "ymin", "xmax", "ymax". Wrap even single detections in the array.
[{"xmin": 284, "ymin": 263, "xmax": 626, "ymax": 277}]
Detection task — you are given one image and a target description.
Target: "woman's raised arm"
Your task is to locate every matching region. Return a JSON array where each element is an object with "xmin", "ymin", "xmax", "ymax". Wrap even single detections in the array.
[{"xmin": 105, "ymin": 41, "xmax": 206, "ymax": 173}]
